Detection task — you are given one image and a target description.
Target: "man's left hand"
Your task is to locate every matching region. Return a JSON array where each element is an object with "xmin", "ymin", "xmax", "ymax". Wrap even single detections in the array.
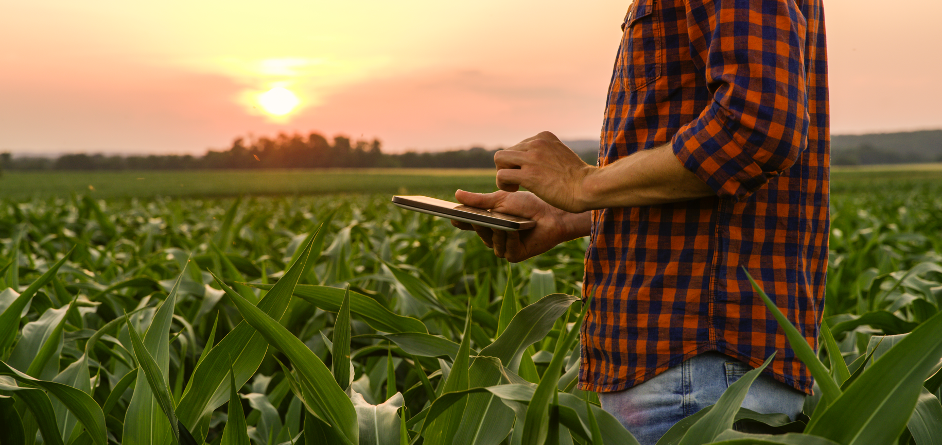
[{"xmin": 494, "ymin": 131, "xmax": 596, "ymax": 213}]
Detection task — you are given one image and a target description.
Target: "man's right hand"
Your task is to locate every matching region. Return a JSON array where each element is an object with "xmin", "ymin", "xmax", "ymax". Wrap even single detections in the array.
[{"xmin": 450, "ymin": 189, "xmax": 591, "ymax": 263}]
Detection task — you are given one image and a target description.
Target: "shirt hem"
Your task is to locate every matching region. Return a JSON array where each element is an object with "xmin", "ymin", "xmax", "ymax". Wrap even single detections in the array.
[{"xmin": 577, "ymin": 344, "xmax": 814, "ymax": 395}]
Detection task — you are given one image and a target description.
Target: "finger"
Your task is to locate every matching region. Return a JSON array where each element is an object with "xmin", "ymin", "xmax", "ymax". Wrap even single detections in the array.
[
  {"xmin": 455, "ymin": 189, "xmax": 505, "ymax": 209},
  {"xmin": 472, "ymin": 225, "xmax": 494, "ymax": 248},
  {"xmin": 451, "ymin": 220, "xmax": 474, "ymax": 231},
  {"xmin": 504, "ymin": 231, "xmax": 524, "ymax": 263},
  {"xmin": 492, "ymin": 229, "xmax": 508, "ymax": 258},
  {"xmin": 512, "ymin": 131, "xmax": 557, "ymax": 148},
  {"xmin": 496, "ymin": 168, "xmax": 525, "ymax": 192},
  {"xmin": 494, "ymin": 149, "xmax": 531, "ymax": 170}
]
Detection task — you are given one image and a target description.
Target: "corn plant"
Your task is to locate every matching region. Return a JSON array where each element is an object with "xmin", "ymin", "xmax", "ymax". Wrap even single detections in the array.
[{"xmin": 0, "ymin": 173, "xmax": 938, "ymax": 445}]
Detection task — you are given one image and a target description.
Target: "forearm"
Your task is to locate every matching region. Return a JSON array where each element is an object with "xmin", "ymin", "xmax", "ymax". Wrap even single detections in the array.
[{"xmin": 577, "ymin": 143, "xmax": 714, "ymax": 211}]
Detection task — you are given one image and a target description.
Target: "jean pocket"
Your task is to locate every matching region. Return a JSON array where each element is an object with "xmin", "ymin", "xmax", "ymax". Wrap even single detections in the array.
[
  {"xmin": 618, "ymin": 0, "xmax": 663, "ymax": 92},
  {"xmin": 724, "ymin": 360, "xmax": 753, "ymax": 388}
]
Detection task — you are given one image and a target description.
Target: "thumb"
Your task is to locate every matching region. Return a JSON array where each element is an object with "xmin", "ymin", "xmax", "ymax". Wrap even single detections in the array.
[{"xmin": 455, "ymin": 189, "xmax": 504, "ymax": 209}]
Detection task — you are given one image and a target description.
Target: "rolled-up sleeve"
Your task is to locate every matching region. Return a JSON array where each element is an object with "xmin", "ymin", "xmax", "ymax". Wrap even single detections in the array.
[{"xmin": 671, "ymin": 0, "xmax": 811, "ymax": 200}]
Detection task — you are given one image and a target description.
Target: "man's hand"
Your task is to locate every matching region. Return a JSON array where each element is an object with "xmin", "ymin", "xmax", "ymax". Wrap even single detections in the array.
[
  {"xmin": 450, "ymin": 189, "xmax": 590, "ymax": 263},
  {"xmin": 494, "ymin": 132, "xmax": 596, "ymax": 213}
]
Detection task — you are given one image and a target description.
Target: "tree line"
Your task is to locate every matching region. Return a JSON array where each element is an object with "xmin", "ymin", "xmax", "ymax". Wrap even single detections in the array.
[{"xmin": 0, "ymin": 132, "xmax": 504, "ymax": 171}]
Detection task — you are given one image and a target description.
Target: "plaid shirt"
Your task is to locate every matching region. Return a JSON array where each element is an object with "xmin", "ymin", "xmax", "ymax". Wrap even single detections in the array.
[{"xmin": 580, "ymin": 0, "xmax": 829, "ymax": 394}]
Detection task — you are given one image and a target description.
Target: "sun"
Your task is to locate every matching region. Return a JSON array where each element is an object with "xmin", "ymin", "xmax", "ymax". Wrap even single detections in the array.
[{"xmin": 258, "ymin": 87, "xmax": 300, "ymax": 116}]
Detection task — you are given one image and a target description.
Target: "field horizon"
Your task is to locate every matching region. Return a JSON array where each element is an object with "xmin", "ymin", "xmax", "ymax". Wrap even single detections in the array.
[{"xmin": 2, "ymin": 164, "xmax": 939, "ymax": 201}]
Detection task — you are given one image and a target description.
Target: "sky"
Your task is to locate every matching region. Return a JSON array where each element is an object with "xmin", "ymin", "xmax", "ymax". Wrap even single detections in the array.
[{"xmin": 1, "ymin": 0, "xmax": 941, "ymax": 155}]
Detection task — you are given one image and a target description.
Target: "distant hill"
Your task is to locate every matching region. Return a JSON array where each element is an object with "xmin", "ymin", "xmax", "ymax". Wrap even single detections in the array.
[
  {"xmin": 830, "ymin": 130, "xmax": 941, "ymax": 165},
  {"xmin": 566, "ymin": 130, "xmax": 942, "ymax": 166}
]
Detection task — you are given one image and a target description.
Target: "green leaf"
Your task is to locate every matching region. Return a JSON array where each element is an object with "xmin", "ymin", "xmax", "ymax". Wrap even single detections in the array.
[
  {"xmin": 819, "ymin": 320, "xmax": 850, "ymax": 385},
  {"xmin": 745, "ymin": 270, "xmax": 842, "ymax": 407},
  {"xmin": 480, "ymin": 293, "xmax": 578, "ymax": 372},
  {"xmin": 710, "ymin": 430, "xmax": 839, "ymax": 444},
  {"xmin": 0, "ymin": 361, "xmax": 106, "ymax": 445},
  {"xmin": 676, "ymin": 354, "xmax": 775, "ymax": 445},
  {"xmin": 221, "ymin": 365, "xmax": 250, "ymax": 445},
  {"xmin": 381, "ymin": 262, "xmax": 451, "ymax": 316},
  {"xmin": 527, "ymin": 269, "xmax": 555, "ymax": 304},
  {"xmin": 423, "ymin": 305, "xmax": 473, "ymax": 445},
  {"xmin": 0, "ymin": 249, "xmax": 73, "ymax": 357},
  {"xmin": 386, "ymin": 345, "xmax": 397, "ymax": 401},
  {"xmin": 0, "ymin": 382, "xmax": 64, "ymax": 445},
  {"xmin": 177, "ymin": 226, "xmax": 326, "ymax": 439},
  {"xmin": 123, "ymin": 264, "xmax": 184, "ymax": 445},
  {"xmin": 907, "ymin": 387, "xmax": 942, "ymax": 445},
  {"xmin": 829, "ymin": 310, "xmax": 918, "ymax": 337},
  {"xmin": 378, "ymin": 333, "xmax": 460, "ymax": 360},
  {"xmin": 804, "ymin": 312, "xmax": 942, "ymax": 444},
  {"xmin": 8, "ymin": 304, "xmax": 68, "ymax": 380},
  {"xmin": 0, "ymin": 396, "xmax": 26, "ymax": 445},
  {"xmin": 102, "ymin": 368, "xmax": 138, "ymax": 417},
  {"xmin": 557, "ymin": 393, "xmax": 638, "ymax": 445},
  {"xmin": 252, "ymin": 283, "xmax": 427, "ymax": 334},
  {"xmin": 352, "ymin": 390, "xmax": 404, "ymax": 445},
  {"xmin": 495, "ymin": 264, "xmax": 516, "ymax": 337},
  {"xmin": 333, "ymin": 287, "xmax": 352, "ymax": 390},
  {"xmin": 125, "ymin": 311, "xmax": 181, "ymax": 442},
  {"xmin": 212, "ymin": 196, "xmax": 242, "ymax": 250},
  {"xmin": 586, "ymin": 399, "xmax": 604, "ymax": 445},
  {"xmin": 452, "ymin": 356, "xmax": 517, "ymax": 445},
  {"xmin": 195, "ymin": 313, "xmax": 219, "ymax": 370},
  {"xmin": 521, "ymin": 297, "xmax": 589, "ymax": 445},
  {"xmin": 212, "ymin": 271, "xmax": 358, "ymax": 444},
  {"xmin": 52, "ymin": 353, "xmax": 92, "ymax": 443}
]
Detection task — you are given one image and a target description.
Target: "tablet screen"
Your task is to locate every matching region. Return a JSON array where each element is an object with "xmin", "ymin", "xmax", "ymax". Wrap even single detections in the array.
[{"xmin": 392, "ymin": 195, "xmax": 536, "ymax": 231}]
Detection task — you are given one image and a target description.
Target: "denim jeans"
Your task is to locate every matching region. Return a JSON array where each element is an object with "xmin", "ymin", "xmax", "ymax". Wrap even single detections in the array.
[{"xmin": 597, "ymin": 352, "xmax": 806, "ymax": 445}]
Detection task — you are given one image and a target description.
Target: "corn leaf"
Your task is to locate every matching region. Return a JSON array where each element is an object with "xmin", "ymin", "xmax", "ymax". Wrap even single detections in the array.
[
  {"xmin": 0, "ymin": 361, "xmax": 106, "ymax": 445},
  {"xmin": 253, "ymin": 283, "xmax": 427, "ymax": 334},
  {"xmin": 0, "ymin": 396, "xmax": 26, "ymax": 445},
  {"xmin": 176, "ymin": 226, "xmax": 324, "ymax": 439},
  {"xmin": 9, "ymin": 304, "xmax": 69, "ymax": 380},
  {"xmin": 352, "ymin": 390, "xmax": 404, "ymax": 445},
  {"xmin": 676, "ymin": 354, "xmax": 775, "ymax": 445},
  {"xmin": 710, "ymin": 430, "xmax": 839, "ymax": 444},
  {"xmin": 221, "ymin": 365, "xmax": 250, "ymax": 445},
  {"xmin": 804, "ymin": 311, "xmax": 942, "ymax": 444},
  {"xmin": 422, "ymin": 305, "xmax": 473, "ymax": 445},
  {"xmin": 333, "ymin": 287, "xmax": 352, "ymax": 390},
  {"xmin": 0, "ymin": 382, "xmax": 65, "ymax": 445},
  {"xmin": 521, "ymin": 297, "xmax": 588, "ymax": 445},
  {"xmin": 0, "ymin": 249, "xmax": 72, "ymax": 358},
  {"xmin": 819, "ymin": 320, "xmax": 850, "ymax": 385},
  {"xmin": 212, "ymin": 271, "xmax": 358, "ymax": 444},
  {"xmin": 745, "ymin": 270, "xmax": 842, "ymax": 407},
  {"xmin": 480, "ymin": 293, "xmax": 578, "ymax": 372},
  {"xmin": 907, "ymin": 387, "xmax": 942, "ymax": 445},
  {"xmin": 123, "ymin": 265, "xmax": 184, "ymax": 445}
]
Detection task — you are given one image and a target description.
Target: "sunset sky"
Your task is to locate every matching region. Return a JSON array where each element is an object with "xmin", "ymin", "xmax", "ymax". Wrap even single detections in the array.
[{"xmin": 2, "ymin": 0, "xmax": 941, "ymax": 155}]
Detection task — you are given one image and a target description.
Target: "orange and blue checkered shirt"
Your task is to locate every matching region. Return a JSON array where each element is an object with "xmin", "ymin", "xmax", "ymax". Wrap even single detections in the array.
[{"xmin": 579, "ymin": 0, "xmax": 829, "ymax": 394}]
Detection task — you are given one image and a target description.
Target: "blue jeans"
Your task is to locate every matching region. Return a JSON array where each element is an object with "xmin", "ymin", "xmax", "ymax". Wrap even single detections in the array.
[{"xmin": 598, "ymin": 352, "xmax": 806, "ymax": 445}]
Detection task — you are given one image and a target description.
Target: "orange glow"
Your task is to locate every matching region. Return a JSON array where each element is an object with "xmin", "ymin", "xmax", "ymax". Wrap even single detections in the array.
[{"xmin": 0, "ymin": 0, "xmax": 939, "ymax": 155}]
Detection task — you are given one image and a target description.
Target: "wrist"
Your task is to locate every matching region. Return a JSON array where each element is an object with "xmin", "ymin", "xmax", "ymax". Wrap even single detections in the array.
[
  {"xmin": 555, "ymin": 207, "xmax": 592, "ymax": 241},
  {"xmin": 574, "ymin": 165, "xmax": 602, "ymax": 212}
]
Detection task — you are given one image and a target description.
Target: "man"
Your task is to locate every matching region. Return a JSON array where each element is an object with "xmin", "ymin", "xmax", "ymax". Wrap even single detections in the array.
[{"xmin": 452, "ymin": 0, "xmax": 829, "ymax": 442}]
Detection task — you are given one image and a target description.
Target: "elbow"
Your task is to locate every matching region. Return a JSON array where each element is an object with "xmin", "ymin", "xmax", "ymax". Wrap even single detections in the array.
[{"xmin": 722, "ymin": 92, "xmax": 810, "ymax": 176}]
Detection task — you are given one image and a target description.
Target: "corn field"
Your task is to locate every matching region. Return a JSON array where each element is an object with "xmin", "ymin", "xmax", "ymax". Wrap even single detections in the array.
[{"xmin": 0, "ymin": 178, "xmax": 939, "ymax": 445}]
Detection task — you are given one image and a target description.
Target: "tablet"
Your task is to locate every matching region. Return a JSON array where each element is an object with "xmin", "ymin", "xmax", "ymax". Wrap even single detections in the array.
[{"xmin": 392, "ymin": 195, "xmax": 536, "ymax": 231}]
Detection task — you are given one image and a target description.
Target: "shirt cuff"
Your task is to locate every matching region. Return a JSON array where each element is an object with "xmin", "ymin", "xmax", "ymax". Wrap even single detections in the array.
[{"xmin": 671, "ymin": 102, "xmax": 772, "ymax": 201}]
